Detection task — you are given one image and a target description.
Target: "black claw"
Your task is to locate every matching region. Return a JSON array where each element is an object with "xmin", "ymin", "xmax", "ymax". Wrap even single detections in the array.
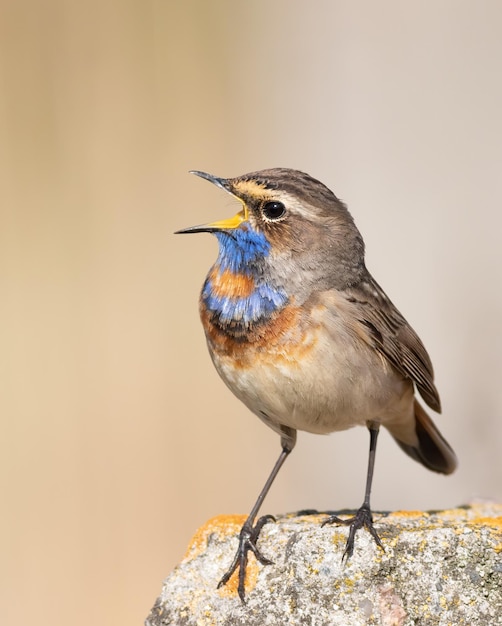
[
  {"xmin": 218, "ymin": 515, "xmax": 275, "ymax": 603},
  {"xmin": 322, "ymin": 504, "xmax": 384, "ymax": 561}
]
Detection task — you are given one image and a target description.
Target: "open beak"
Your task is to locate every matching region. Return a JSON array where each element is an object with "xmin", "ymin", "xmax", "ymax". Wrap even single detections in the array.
[{"xmin": 175, "ymin": 171, "xmax": 248, "ymax": 234}]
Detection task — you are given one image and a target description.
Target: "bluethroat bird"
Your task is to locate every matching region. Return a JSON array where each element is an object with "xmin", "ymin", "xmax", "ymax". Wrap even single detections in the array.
[{"xmin": 176, "ymin": 168, "xmax": 457, "ymax": 602}]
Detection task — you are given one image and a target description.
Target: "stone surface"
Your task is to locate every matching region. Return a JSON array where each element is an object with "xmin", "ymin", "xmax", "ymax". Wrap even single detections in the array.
[{"xmin": 146, "ymin": 505, "xmax": 502, "ymax": 626}]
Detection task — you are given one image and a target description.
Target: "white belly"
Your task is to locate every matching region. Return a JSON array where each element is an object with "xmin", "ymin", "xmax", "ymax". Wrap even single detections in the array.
[{"xmin": 209, "ymin": 328, "xmax": 413, "ymax": 437}]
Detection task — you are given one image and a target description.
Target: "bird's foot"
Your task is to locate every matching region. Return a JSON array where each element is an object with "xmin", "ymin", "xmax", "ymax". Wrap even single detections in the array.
[
  {"xmin": 322, "ymin": 504, "xmax": 384, "ymax": 561},
  {"xmin": 218, "ymin": 514, "xmax": 275, "ymax": 603}
]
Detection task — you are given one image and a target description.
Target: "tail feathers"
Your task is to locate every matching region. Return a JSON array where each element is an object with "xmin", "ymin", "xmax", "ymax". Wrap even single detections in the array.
[{"xmin": 392, "ymin": 400, "xmax": 457, "ymax": 475}]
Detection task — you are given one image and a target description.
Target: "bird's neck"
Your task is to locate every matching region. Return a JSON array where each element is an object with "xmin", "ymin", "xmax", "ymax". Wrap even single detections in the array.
[{"xmin": 200, "ymin": 229, "xmax": 288, "ymax": 336}]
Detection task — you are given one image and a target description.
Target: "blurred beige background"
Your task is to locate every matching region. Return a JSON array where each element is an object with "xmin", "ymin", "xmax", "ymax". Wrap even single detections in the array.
[{"xmin": 1, "ymin": 1, "xmax": 501, "ymax": 625}]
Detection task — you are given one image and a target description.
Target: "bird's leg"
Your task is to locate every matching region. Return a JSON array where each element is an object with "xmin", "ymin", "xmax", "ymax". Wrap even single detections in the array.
[
  {"xmin": 218, "ymin": 426, "xmax": 296, "ymax": 603},
  {"xmin": 322, "ymin": 422, "xmax": 384, "ymax": 560}
]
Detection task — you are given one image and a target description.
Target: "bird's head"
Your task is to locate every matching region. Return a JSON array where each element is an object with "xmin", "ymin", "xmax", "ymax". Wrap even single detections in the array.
[{"xmin": 176, "ymin": 168, "xmax": 367, "ymax": 296}]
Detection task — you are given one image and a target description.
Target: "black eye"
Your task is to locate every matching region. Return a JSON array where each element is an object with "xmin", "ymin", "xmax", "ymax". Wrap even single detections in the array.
[{"xmin": 262, "ymin": 201, "xmax": 286, "ymax": 221}]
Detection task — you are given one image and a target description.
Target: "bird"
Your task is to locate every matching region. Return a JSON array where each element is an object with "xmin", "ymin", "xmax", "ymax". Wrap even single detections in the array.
[{"xmin": 176, "ymin": 168, "xmax": 457, "ymax": 602}]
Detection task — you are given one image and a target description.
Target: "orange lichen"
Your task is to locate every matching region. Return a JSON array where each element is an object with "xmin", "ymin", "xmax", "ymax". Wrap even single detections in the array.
[
  {"xmin": 183, "ymin": 514, "xmax": 247, "ymax": 562},
  {"xmin": 389, "ymin": 510, "xmax": 429, "ymax": 519},
  {"xmin": 469, "ymin": 516, "xmax": 502, "ymax": 531},
  {"xmin": 182, "ymin": 513, "xmax": 264, "ymax": 599}
]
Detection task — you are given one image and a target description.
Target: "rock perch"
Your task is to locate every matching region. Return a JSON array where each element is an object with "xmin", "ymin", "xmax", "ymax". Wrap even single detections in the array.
[{"xmin": 146, "ymin": 504, "xmax": 502, "ymax": 625}]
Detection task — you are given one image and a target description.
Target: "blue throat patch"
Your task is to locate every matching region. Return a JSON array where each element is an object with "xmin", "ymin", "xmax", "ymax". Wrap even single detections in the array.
[
  {"xmin": 202, "ymin": 225, "xmax": 288, "ymax": 326},
  {"xmin": 213, "ymin": 227, "xmax": 271, "ymax": 272}
]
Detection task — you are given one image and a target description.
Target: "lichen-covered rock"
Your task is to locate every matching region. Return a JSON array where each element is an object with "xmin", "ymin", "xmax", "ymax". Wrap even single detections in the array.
[{"xmin": 146, "ymin": 505, "xmax": 502, "ymax": 626}]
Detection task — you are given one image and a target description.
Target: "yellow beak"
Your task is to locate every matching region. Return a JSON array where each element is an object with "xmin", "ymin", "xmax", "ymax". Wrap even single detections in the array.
[
  {"xmin": 175, "ymin": 170, "xmax": 248, "ymax": 234},
  {"xmin": 205, "ymin": 209, "xmax": 247, "ymax": 230}
]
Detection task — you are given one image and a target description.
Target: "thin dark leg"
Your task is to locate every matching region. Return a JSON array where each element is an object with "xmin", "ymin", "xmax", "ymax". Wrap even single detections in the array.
[
  {"xmin": 218, "ymin": 426, "xmax": 296, "ymax": 603},
  {"xmin": 322, "ymin": 422, "xmax": 384, "ymax": 560}
]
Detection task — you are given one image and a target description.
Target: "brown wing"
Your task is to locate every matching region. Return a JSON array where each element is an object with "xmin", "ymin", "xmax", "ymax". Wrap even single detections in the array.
[{"xmin": 346, "ymin": 276, "xmax": 441, "ymax": 413}]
